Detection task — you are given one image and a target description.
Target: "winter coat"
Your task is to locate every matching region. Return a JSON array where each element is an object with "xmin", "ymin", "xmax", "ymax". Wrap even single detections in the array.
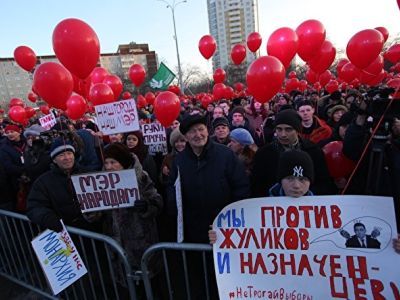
[
  {"xmin": 76, "ymin": 129, "xmax": 102, "ymax": 171},
  {"xmin": 103, "ymin": 156, "xmax": 163, "ymax": 271},
  {"xmin": 251, "ymin": 138, "xmax": 337, "ymax": 197},
  {"xmin": 167, "ymin": 139, "xmax": 250, "ymax": 243},
  {"xmin": 300, "ymin": 116, "xmax": 332, "ymax": 145},
  {"xmin": 0, "ymin": 160, "xmax": 14, "ymax": 207},
  {"xmin": 26, "ymin": 164, "xmax": 97, "ymax": 232}
]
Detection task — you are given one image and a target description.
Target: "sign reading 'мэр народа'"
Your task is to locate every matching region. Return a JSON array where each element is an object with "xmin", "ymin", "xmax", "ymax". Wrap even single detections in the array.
[
  {"xmin": 71, "ymin": 169, "xmax": 140, "ymax": 213},
  {"xmin": 94, "ymin": 99, "xmax": 139, "ymax": 135},
  {"xmin": 212, "ymin": 195, "xmax": 400, "ymax": 300},
  {"xmin": 31, "ymin": 221, "xmax": 87, "ymax": 295}
]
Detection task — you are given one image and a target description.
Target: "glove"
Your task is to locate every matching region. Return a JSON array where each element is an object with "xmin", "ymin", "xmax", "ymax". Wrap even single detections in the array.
[{"xmin": 134, "ymin": 200, "xmax": 148, "ymax": 213}]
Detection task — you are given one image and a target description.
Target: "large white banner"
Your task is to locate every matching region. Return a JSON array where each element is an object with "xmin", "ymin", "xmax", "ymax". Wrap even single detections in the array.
[
  {"xmin": 31, "ymin": 221, "xmax": 87, "ymax": 295},
  {"xmin": 212, "ymin": 196, "xmax": 400, "ymax": 300},
  {"xmin": 95, "ymin": 99, "xmax": 139, "ymax": 135},
  {"xmin": 71, "ymin": 169, "xmax": 140, "ymax": 213},
  {"xmin": 141, "ymin": 123, "xmax": 168, "ymax": 155}
]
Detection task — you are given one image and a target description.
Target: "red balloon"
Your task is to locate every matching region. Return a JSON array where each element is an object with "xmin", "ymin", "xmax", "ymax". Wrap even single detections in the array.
[
  {"xmin": 247, "ymin": 32, "xmax": 262, "ymax": 53},
  {"xmin": 72, "ymin": 75, "xmax": 91, "ymax": 99},
  {"xmin": 231, "ymin": 44, "xmax": 246, "ymax": 65},
  {"xmin": 9, "ymin": 98, "xmax": 25, "ymax": 108},
  {"xmin": 201, "ymin": 95, "xmax": 213, "ymax": 108},
  {"xmin": 305, "ymin": 68, "xmax": 318, "ymax": 84},
  {"xmin": 8, "ymin": 106, "xmax": 27, "ymax": 124},
  {"xmin": 319, "ymin": 70, "xmax": 332, "ymax": 87},
  {"xmin": 198, "ymin": 35, "xmax": 217, "ymax": 59},
  {"xmin": 339, "ymin": 62, "xmax": 361, "ymax": 83},
  {"xmin": 14, "ymin": 46, "xmax": 37, "ymax": 72},
  {"xmin": 388, "ymin": 78, "xmax": 400, "ymax": 89},
  {"xmin": 39, "ymin": 105, "xmax": 50, "ymax": 115},
  {"xmin": 313, "ymin": 82, "xmax": 322, "ymax": 91},
  {"xmin": 322, "ymin": 141, "xmax": 355, "ymax": 179},
  {"xmin": 121, "ymin": 91, "xmax": 131, "ymax": 100},
  {"xmin": 52, "ymin": 18, "xmax": 100, "ymax": 79},
  {"xmin": 246, "ymin": 56, "xmax": 285, "ymax": 103},
  {"xmin": 136, "ymin": 95, "xmax": 147, "ymax": 109},
  {"xmin": 91, "ymin": 67, "xmax": 109, "ymax": 84},
  {"xmin": 336, "ymin": 58, "xmax": 350, "ymax": 77},
  {"xmin": 89, "ymin": 83, "xmax": 115, "ymax": 106},
  {"xmin": 234, "ymin": 82, "xmax": 244, "ymax": 92},
  {"xmin": 325, "ymin": 80, "xmax": 339, "ymax": 94},
  {"xmin": 168, "ymin": 85, "xmax": 181, "ymax": 95},
  {"xmin": 224, "ymin": 86, "xmax": 234, "ymax": 99},
  {"xmin": 27, "ymin": 92, "xmax": 38, "ymax": 103},
  {"xmin": 267, "ymin": 27, "xmax": 298, "ymax": 68},
  {"xmin": 154, "ymin": 91, "xmax": 181, "ymax": 127},
  {"xmin": 360, "ymin": 55, "xmax": 384, "ymax": 84},
  {"xmin": 213, "ymin": 83, "xmax": 227, "ymax": 100},
  {"xmin": 296, "ymin": 20, "xmax": 326, "ymax": 62},
  {"xmin": 129, "ymin": 64, "xmax": 146, "ymax": 87},
  {"xmin": 299, "ymin": 80, "xmax": 308, "ymax": 92},
  {"xmin": 288, "ymin": 71, "xmax": 297, "ymax": 79},
  {"xmin": 145, "ymin": 92, "xmax": 156, "ymax": 106},
  {"xmin": 308, "ymin": 40, "xmax": 336, "ymax": 74},
  {"xmin": 103, "ymin": 75, "xmax": 123, "ymax": 100},
  {"xmin": 346, "ymin": 29, "xmax": 384, "ymax": 69},
  {"xmin": 374, "ymin": 26, "xmax": 389, "ymax": 42},
  {"xmin": 25, "ymin": 106, "xmax": 36, "ymax": 118},
  {"xmin": 213, "ymin": 68, "xmax": 226, "ymax": 83},
  {"xmin": 66, "ymin": 94, "xmax": 87, "ymax": 120},
  {"xmin": 365, "ymin": 69, "xmax": 385, "ymax": 86},
  {"xmin": 285, "ymin": 78, "xmax": 300, "ymax": 93},
  {"xmin": 384, "ymin": 44, "xmax": 400, "ymax": 64},
  {"xmin": 33, "ymin": 62, "xmax": 73, "ymax": 110}
]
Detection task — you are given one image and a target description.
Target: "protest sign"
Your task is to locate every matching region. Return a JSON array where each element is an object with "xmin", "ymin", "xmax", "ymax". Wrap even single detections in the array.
[
  {"xmin": 31, "ymin": 221, "xmax": 87, "ymax": 295},
  {"xmin": 71, "ymin": 169, "xmax": 140, "ymax": 213},
  {"xmin": 39, "ymin": 112, "xmax": 57, "ymax": 130},
  {"xmin": 141, "ymin": 123, "xmax": 168, "ymax": 155},
  {"xmin": 212, "ymin": 195, "xmax": 400, "ymax": 300},
  {"xmin": 94, "ymin": 99, "xmax": 139, "ymax": 135},
  {"xmin": 175, "ymin": 169, "xmax": 184, "ymax": 243}
]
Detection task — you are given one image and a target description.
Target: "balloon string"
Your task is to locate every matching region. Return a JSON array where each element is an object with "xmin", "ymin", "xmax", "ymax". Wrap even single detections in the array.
[{"xmin": 341, "ymin": 94, "xmax": 397, "ymax": 195}]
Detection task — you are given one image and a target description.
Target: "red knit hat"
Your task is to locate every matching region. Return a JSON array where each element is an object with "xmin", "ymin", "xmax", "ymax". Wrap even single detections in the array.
[{"xmin": 4, "ymin": 124, "xmax": 21, "ymax": 133}]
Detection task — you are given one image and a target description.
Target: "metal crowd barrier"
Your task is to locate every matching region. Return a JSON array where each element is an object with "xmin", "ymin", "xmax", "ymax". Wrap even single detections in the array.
[
  {"xmin": 0, "ymin": 209, "xmax": 139, "ymax": 300},
  {"xmin": 141, "ymin": 242, "xmax": 213, "ymax": 300}
]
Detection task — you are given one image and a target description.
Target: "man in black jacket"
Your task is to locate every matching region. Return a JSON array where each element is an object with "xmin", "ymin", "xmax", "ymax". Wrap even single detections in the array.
[
  {"xmin": 251, "ymin": 109, "xmax": 337, "ymax": 197},
  {"xmin": 167, "ymin": 114, "xmax": 250, "ymax": 244},
  {"xmin": 27, "ymin": 138, "xmax": 98, "ymax": 232}
]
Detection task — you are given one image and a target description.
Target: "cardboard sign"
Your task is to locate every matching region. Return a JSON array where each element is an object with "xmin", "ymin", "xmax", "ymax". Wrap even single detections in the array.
[
  {"xmin": 31, "ymin": 221, "xmax": 87, "ymax": 295},
  {"xmin": 71, "ymin": 169, "xmax": 140, "ymax": 213},
  {"xmin": 212, "ymin": 196, "xmax": 400, "ymax": 300},
  {"xmin": 175, "ymin": 169, "xmax": 184, "ymax": 243},
  {"xmin": 39, "ymin": 113, "xmax": 57, "ymax": 130},
  {"xmin": 141, "ymin": 123, "xmax": 168, "ymax": 155},
  {"xmin": 94, "ymin": 99, "xmax": 139, "ymax": 135}
]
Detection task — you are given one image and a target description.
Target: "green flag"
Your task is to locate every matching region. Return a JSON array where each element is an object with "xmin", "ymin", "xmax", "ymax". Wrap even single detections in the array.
[{"xmin": 148, "ymin": 62, "xmax": 176, "ymax": 90}]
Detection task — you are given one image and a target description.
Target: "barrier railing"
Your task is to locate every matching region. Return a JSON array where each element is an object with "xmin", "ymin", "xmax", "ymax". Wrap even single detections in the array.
[{"xmin": 0, "ymin": 209, "xmax": 139, "ymax": 300}]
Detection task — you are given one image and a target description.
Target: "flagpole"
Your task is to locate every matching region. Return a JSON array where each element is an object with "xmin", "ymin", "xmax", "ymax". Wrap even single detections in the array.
[{"xmin": 157, "ymin": 0, "xmax": 186, "ymax": 94}]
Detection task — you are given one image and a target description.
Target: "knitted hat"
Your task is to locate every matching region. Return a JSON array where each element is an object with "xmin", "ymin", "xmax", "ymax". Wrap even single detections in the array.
[
  {"xmin": 169, "ymin": 128, "xmax": 185, "ymax": 147},
  {"xmin": 50, "ymin": 138, "xmax": 75, "ymax": 159},
  {"xmin": 23, "ymin": 124, "xmax": 45, "ymax": 138},
  {"xmin": 103, "ymin": 142, "xmax": 134, "ymax": 169},
  {"xmin": 330, "ymin": 91, "xmax": 342, "ymax": 101},
  {"xmin": 277, "ymin": 150, "xmax": 314, "ymax": 183},
  {"xmin": 179, "ymin": 114, "xmax": 207, "ymax": 135},
  {"xmin": 4, "ymin": 124, "xmax": 21, "ymax": 133},
  {"xmin": 230, "ymin": 128, "xmax": 254, "ymax": 145},
  {"xmin": 212, "ymin": 117, "xmax": 229, "ymax": 129},
  {"xmin": 274, "ymin": 109, "xmax": 302, "ymax": 132},
  {"xmin": 327, "ymin": 105, "xmax": 348, "ymax": 118},
  {"xmin": 231, "ymin": 106, "xmax": 246, "ymax": 117}
]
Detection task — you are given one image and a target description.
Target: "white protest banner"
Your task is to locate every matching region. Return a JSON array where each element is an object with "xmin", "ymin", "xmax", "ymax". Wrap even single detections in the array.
[
  {"xmin": 39, "ymin": 113, "xmax": 57, "ymax": 130},
  {"xmin": 212, "ymin": 195, "xmax": 400, "ymax": 300},
  {"xmin": 175, "ymin": 169, "xmax": 184, "ymax": 243},
  {"xmin": 31, "ymin": 221, "xmax": 87, "ymax": 295},
  {"xmin": 71, "ymin": 169, "xmax": 140, "ymax": 213},
  {"xmin": 141, "ymin": 123, "xmax": 168, "ymax": 155},
  {"xmin": 95, "ymin": 99, "xmax": 139, "ymax": 135}
]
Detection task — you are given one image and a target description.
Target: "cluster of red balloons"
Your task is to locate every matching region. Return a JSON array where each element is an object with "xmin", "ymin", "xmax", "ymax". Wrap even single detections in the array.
[{"xmin": 8, "ymin": 98, "xmax": 38, "ymax": 124}]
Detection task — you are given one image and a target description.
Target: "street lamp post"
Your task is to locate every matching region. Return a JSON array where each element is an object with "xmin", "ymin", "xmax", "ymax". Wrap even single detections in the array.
[{"xmin": 157, "ymin": 0, "xmax": 186, "ymax": 94}]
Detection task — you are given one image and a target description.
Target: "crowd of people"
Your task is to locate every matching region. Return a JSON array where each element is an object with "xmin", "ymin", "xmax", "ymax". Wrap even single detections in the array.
[{"xmin": 1, "ymin": 84, "xmax": 400, "ymax": 297}]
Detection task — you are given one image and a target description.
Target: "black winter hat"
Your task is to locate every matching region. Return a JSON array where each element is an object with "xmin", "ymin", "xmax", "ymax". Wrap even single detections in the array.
[
  {"xmin": 104, "ymin": 143, "xmax": 134, "ymax": 169},
  {"xmin": 212, "ymin": 117, "xmax": 229, "ymax": 129},
  {"xmin": 274, "ymin": 109, "xmax": 302, "ymax": 132},
  {"xmin": 277, "ymin": 150, "xmax": 314, "ymax": 183},
  {"xmin": 231, "ymin": 106, "xmax": 246, "ymax": 117},
  {"xmin": 336, "ymin": 112, "xmax": 354, "ymax": 128},
  {"xmin": 179, "ymin": 114, "xmax": 207, "ymax": 135}
]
